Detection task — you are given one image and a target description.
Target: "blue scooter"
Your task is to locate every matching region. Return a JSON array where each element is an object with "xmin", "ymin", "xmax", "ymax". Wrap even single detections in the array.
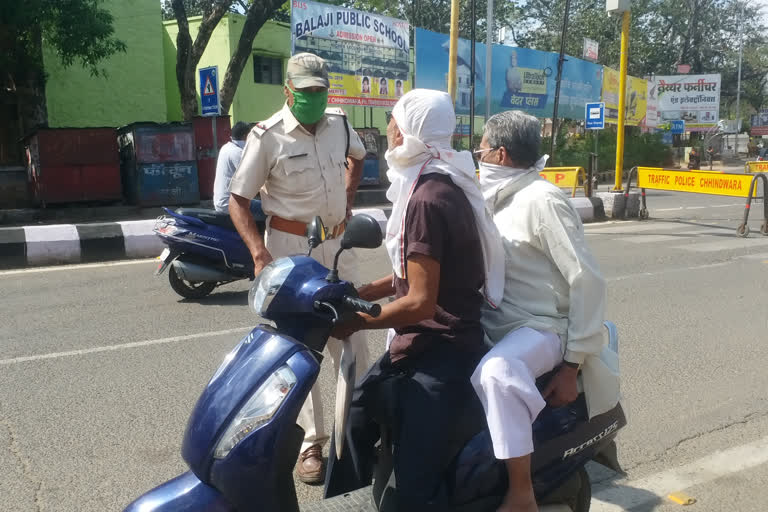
[
  {"xmin": 126, "ymin": 213, "xmax": 627, "ymax": 512},
  {"xmin": 154, "ymin": 204, "xmax": 266, "ymax": 299}
]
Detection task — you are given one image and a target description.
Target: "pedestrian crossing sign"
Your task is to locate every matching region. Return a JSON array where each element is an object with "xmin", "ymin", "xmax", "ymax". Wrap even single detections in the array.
[
  {"xmin": 203, "ymin": 76, "xmax": 215, "ymax": 96},
  {"xmin": 199, "ymin": 66, "xmax": 220, "ymax": 116}
]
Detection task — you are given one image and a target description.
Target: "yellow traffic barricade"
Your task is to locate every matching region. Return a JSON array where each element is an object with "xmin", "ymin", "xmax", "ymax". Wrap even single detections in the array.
[
  {"xmin": 623, "ymin": 166, "xmax": 768, "ymax": 237},
  {"xmin": 539, "ymin": 167, "xmax": 588, "ymax": 197},
  {"xmin": 745, "ymin": 161, "xmax": 768, "ymax": 173}
]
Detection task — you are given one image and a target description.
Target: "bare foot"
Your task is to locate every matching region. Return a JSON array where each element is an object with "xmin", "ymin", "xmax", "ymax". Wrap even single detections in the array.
[{"xmin": 496, "ymin": 493, "xmax": 538, "ymax": 512}]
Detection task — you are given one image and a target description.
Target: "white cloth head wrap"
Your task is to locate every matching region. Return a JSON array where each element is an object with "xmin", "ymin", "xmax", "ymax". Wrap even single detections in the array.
[{"xmin": 384, "ymin": 89, "xmax": 504, "ymax": 306}]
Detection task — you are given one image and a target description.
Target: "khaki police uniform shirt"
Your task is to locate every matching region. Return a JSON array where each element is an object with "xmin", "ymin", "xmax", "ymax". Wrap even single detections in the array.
[{"xmin": 229, "ymin": 104, "xmax": 366, "ymax": 227}]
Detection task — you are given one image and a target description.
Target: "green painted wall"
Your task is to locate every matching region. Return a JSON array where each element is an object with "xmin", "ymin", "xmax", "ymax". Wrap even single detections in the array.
[
  {"xmin": 44, "ymin": 0, "xmax": 167, "ymax": 127},
  {"xmin": 228, "ymin": 18, "xmax": 291, "ymax": 123}
]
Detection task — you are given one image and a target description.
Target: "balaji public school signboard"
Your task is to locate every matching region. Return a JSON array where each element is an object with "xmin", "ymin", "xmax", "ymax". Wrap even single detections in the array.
[
  {"xmin": 637, "ymin": 168, "xmax": 753, "ymax": 197},
  {"xmin": 291, "ymin": 0, "xmax": 411, "ymax": 107}
]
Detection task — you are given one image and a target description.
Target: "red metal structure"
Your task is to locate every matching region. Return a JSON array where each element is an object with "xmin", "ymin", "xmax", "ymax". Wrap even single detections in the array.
[
  {"xmin": 193, "ymin": 116, "xmax": 231, "ymax": 200},
  {"xmin": 25, "ymin": 128, "xmax": 121, "ymax": 205}
]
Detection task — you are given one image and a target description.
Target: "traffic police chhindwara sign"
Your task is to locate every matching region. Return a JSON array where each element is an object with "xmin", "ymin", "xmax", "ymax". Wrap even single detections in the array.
[
  {"xmin": 585, "ymin": 102, "xmax": 605, "ymax": 130},
  {"xmin": 200, "ymin": 66, "xmax": 220, "ymax": 116}
]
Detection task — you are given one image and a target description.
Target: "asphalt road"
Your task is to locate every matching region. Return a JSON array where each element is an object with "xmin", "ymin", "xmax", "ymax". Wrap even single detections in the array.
[{"xmin": 2, "ymin": 190, "xmax": 768, "ymax": 511}]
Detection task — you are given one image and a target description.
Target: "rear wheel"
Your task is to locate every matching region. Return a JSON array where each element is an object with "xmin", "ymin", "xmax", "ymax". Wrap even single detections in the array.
[
  {"xmin": 168, "ymin": 265, "xmax": 216, "ymax": 299},
  {"xmin": 564, "ymin": 467, "xmax": 592, "ymax": 512}
]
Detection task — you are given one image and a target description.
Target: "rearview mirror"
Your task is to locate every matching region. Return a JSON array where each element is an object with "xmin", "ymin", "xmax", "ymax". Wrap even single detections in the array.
[
  {"xmin": 340, "ymin": 214, "xmax": 383, "ymax": 250},
  {"xmin": 306, "ymin": 216, "xmax": 326, "ymax": 253}
]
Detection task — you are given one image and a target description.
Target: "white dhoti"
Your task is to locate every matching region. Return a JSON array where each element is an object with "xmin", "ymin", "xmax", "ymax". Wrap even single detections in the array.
[
  {"xmin": 470, "ymin": 327, "xmax": 562, "ymax": 459},
  {"xmin": 265, "ymin": 222, "xmax": 371, "ymax": 452}
]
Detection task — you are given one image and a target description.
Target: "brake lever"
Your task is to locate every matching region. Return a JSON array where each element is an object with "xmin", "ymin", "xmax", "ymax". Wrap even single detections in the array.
[{"xmin": 313, "ymin": 301, "xmax": 340, "ymax": 324}]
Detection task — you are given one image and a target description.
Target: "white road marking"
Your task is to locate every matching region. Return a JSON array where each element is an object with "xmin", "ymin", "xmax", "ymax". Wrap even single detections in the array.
[
  {"xmin": 608, "ymin": 248, "xmax": 768, "ymax": 281},
  {"xmin": 611, "ymin": 230, "xmax": 713, "ymax": 244},
  {"xmin": 632, "ymin": 203, "xmax": 744, "ymax": 212},
  {"xmin": 677, "ymin": 236, "xmax": 768, "ymax": 252},
  {"xmin": 0, "ymin": 258, "xmax": 156, "ymax": 277},
  {"xmin": 608, "ymin": 261, "xmax": 731, "ymax": 282},
  {"xmin": 591, "ymin": 434, "xmax": 768, "ymax": 511},
  {"xmin": 585, "ymin": 223, "xmax": 686, "ymax": 234},
  {"xmin": 0, "ymin": 327, "xmax": 252, "ymax": 366}
]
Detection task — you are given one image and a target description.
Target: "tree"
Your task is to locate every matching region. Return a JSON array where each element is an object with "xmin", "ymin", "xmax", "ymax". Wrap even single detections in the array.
[
  {"xmin": 170, "ymin": 0, "xmax": 232, "ymax": 120},
  {"xmin": 0, "ymin": 0, "xmax": 125, "ymax": 134},
  {"xmin": 219, "ymin": 0, "xmax": 291, "ymax": 114},
  {"xmin": 166, "ymin": 0, "xmax": 289, "ymax": 119}
]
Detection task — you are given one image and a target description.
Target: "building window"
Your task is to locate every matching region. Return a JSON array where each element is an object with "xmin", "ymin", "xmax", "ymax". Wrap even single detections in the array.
[{"xmin": 253, "ymin": 56, "xmax": 283, "ymax": 85}]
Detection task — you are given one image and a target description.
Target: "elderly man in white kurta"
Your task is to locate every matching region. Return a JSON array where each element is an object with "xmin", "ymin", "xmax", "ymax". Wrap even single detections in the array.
[
  {"xmin": 227, "ymin": 52, "xmax": 369, "ymax": 485},
  {"xmin": 472, "ymin": 110, "xmax": 619, "ymax": 512}
]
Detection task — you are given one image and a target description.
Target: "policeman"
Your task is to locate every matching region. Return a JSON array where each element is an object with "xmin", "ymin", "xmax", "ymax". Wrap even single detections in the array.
[{"xmin": 228, "ymin": 52, "xmax": 370, "ymax": 484}]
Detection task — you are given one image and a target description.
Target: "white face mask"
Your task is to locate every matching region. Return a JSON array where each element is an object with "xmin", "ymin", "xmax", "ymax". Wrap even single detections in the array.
[{"xmin": 477, "ymin": 155, "xmax": 550, "ymax": 203}]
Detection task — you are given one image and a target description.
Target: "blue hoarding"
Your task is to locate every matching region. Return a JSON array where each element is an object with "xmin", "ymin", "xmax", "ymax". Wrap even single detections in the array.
[{"xmin": 414, "ymin": 28, "xmax": 602, "ymax": 119}]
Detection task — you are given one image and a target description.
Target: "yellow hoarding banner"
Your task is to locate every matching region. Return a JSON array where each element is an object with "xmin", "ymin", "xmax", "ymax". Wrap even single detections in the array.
[
  {"xmin": 746, "ymin": 161, "xmax": 768, "ymax": 173},
  {"xmin": 602, "ymin": 66, "xmax": 647, "ymax": 126},
  {"xmin": 637, "ymin": 167, "xmax": 754, "ymax": 198}
]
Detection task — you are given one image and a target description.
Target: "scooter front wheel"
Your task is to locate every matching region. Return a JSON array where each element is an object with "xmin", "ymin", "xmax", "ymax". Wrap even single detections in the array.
[{"xmin": 168, "ymin": 265, "xmax": 217, "ymax": 299}]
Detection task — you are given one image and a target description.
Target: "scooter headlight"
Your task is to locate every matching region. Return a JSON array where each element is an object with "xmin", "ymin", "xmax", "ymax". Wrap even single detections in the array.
[
  {"xmin": 214, "ymin": 365, "xmax": 297, "ymax": 459},
  {"xmin": 248, "ymin": 258, "xmax": 295, "ymax": 315}
]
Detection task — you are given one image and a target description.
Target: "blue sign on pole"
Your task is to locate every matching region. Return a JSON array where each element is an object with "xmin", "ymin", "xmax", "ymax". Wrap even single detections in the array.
[
  {"xmin": 670, "ymin": 120, "xmax": 685, "ymax": 134},
  {"xmin": 585, "ymin": 102, "xmax": 605, "ymax": 130},
  {"xmin": 199, "ymin": 66, "xmax": 220, "ymax": 116}
]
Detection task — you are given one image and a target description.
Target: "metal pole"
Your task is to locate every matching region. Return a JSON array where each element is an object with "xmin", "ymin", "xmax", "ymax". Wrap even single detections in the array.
[
  {"xmin": 549, "ymin": 0, "xmax": 572, "ymax": 159},
  {"xmin": 470, "ymin": 0, "xmax": 476, "ymax": 150},
  {"xmin": 614, "ymin": 10, "xmax": 631, "ymax": 191},
  {"xmin": 448, "ymin": 0, "xmax": 460, "ymax": 103},
  {"xmin": 735, "ymin": 2, "xmax": 743, "ymax": 157},
  {"xmin": 212, "ymin": 117, "xmax": 219, "ymax": 160},
  {"xmin": 485, "ymin": 0, "xmax": 493, "ymax": 121}
]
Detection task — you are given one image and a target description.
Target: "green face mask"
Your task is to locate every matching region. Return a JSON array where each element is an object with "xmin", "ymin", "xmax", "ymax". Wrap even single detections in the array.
[{"xmin": 289, "ymin": 88, "xmax": 328, "ymax": 125}]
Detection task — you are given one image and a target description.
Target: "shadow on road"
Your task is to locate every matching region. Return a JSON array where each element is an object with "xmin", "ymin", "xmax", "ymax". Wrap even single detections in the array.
[
  {"xmin": 180, "ymin": 290, "xmax": 249, "ymax": 306},
  {"xmin": 592, "ymin": 482, "xmax": 664, "ymax": 511}
]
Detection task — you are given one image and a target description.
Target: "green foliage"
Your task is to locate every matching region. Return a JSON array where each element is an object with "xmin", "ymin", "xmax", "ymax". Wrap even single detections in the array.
[
  {"xmin": 549, "ymin": 125, "xmax": 671, "ymax": 171},
  {"xmin": 1, "ymin": 0, "xmax": 126, "ymax": 78}
]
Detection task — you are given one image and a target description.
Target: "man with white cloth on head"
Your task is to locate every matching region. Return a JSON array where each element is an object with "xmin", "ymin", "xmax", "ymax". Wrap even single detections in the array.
[
  {"xmin": 471, "ymin": 110, "xmax": 620, "ymax": 512},
  {"xmin": 324, "ymin": 89, "xmax": 505, "ymax": 511}
]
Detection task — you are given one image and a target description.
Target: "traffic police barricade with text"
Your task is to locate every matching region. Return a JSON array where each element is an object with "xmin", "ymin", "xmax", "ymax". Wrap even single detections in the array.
[
  {"xmin": 539, "ymin": 167, "xmax": 588, "ymax": 197},
  {"xmin": 745, "ymin": 161, "xmax": 768, "ymax": 174},
  {"xmin": 623, "ymin": 166, "xmax": 768, "ymax": 237}
]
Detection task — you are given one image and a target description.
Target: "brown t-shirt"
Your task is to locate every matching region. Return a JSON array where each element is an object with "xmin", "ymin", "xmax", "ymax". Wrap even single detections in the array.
[{"xmin": 389, "ymin": 173, "xmax": 487, "ymax": 362}]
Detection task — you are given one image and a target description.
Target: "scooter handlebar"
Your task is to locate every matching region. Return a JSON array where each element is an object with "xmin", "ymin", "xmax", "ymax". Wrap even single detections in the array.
[{"xmin": 342, "ymin": 296, "xmax": 382, "ymax": 317}]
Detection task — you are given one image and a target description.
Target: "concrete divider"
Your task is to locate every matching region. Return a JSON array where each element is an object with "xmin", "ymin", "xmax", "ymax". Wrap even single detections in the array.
[{"xmin": 0, "ymin": 201, "xmax": 604, "ymax": 269}]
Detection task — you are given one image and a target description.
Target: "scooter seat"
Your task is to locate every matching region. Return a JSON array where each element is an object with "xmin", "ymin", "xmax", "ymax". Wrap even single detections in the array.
[{"xmin": 176, "ymin": 208, "xmax": 236, "ymax": 231}]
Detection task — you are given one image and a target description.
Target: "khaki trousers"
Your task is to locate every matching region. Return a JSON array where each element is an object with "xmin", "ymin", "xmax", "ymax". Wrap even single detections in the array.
[{"xmin": 265, "ymin": 222, "xmax": 371, "ymax": 452}]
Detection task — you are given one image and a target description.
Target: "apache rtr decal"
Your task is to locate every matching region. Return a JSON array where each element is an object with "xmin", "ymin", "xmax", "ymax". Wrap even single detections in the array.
[{"xmin": 562, "ymin": 421, "xmax": 619, "ymax": 460}]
